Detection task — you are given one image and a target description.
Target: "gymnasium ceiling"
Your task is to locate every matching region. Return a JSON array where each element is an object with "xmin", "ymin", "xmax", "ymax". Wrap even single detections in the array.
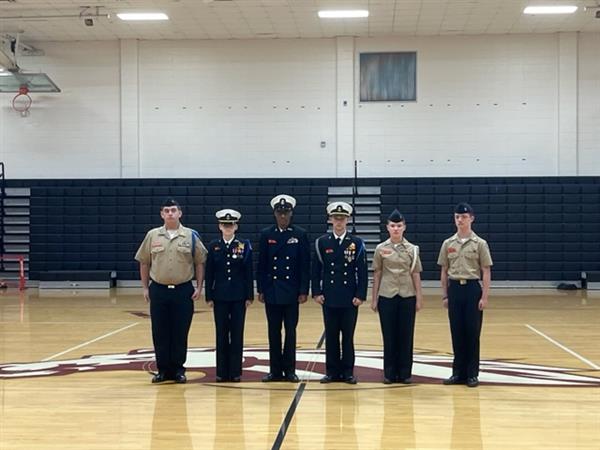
[{"xmin": 0, "ymin": 0, "xmax": 599, "ymax": 42}]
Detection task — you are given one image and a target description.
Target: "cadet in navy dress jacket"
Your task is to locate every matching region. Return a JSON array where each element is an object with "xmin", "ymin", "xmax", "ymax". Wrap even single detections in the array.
[
  {"xmin": 205, "ymin": 209, "xmax": 253, "ymax": 382},
  {"xmin": 312, "ymin": 201, "xmax": 368, "ymax": 384},
  {"xmin": 257, "ymin": 194, "xmax": 310, "ymax": 382}
]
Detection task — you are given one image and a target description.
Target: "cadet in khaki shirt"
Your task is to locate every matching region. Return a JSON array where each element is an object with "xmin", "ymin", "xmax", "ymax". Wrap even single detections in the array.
[
  {"xmin": 437, "ymin": 202, "xmax": 492, "ymax": 388},
  {"xmin": 371, "ymin": 209, "xmax": 423, "ymax": 384},
  {"xmin": 135, "ymin": 198, "xmax": 207, "ymax": 384}
]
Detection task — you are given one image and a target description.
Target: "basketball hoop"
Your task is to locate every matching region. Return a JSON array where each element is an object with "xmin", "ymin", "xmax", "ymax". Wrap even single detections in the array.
[{"xmin": 12, "ymin": 85, "xmax": 32, "ymax": 117}]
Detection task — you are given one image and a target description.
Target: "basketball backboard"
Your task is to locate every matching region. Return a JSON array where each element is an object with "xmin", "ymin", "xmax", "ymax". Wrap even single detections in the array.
[{"xmin": 0, "ymin": 71, "xmax": 61, "ymax": 93}]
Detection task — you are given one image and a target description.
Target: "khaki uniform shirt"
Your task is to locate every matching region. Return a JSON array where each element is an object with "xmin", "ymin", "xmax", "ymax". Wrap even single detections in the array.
[
  {"xmin": 437, "ymin": 232, "xmax": 493, "ymax": 280},
  {"xmin": 135, "ymin": 225, "xmax": 208, "ymax": 285},
  {"xmin": 372, "ymin": 238, "xmax": 423, "ymax": 298}
]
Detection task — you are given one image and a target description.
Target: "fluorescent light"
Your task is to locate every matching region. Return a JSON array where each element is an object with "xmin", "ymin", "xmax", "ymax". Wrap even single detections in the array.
[
  {"xmin": 523, "ymin": 6, "xmax": 578, "ymax": 14},
  {"xmin": 318, "ymin": 10, "xmax": 369, "ymax": 19},
  {"xmin": 117, "ymin": 12, "xmax": 169, "ymax": 21}
]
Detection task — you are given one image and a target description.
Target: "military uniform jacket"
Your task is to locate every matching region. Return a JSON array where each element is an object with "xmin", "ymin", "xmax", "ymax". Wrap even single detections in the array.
[
  {"xmin": 437, "ymin": 232, "xmax": 493, "ymax": 280},
  {"xmin": 205, "ymin": 237, "xmax": 254, "ymax": 303},
  {"xmin": 256, "ymin": 225, "xmax": 310, "ymax": 305},
  {"xmin": 312, "ymin": 233, "xmax": 368, "ymax": 307},
  {"xmin": 135, "ymin": 225, "xmax": 207, "ymax": 285}
]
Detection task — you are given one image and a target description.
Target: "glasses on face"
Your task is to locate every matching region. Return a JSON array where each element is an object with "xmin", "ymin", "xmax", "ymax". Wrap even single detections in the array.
[{"xmin": 162, "ymin": 207, "xmax": 180, "ymax": 214}]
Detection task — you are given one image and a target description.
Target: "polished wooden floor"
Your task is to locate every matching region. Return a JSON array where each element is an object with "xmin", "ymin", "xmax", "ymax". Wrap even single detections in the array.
[{"xmin": 1, "ymin": 287, "xmax": 599, "ymax": 449}]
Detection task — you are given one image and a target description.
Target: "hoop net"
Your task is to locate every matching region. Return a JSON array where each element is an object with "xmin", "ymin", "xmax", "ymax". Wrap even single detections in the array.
[
  {"xmin": 12, "ymin": 86, "xmax": 32, "ymax": 117},
  {"xmin": 0, "ymin": 254, "xmax": 27, "ymax": 290}
]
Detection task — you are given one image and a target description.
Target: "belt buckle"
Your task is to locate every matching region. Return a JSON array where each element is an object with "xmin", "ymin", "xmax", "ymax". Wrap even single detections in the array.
[
  {"xmin": 459, "ymin": 279, "xmax": 467, "ymax": 285},
  {"xmin": 167, "ymin": 284, "xmax": 176, "ymax": 289}
]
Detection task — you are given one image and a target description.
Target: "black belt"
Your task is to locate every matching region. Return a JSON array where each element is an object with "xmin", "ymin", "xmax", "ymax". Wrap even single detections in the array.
[
  {"xmin": 151, "ymin": 280, "xmax": 192, "ymax": 289},
  {"xmin": 449, "ymin": 279, "xmax": 479, "ymax": 286}
]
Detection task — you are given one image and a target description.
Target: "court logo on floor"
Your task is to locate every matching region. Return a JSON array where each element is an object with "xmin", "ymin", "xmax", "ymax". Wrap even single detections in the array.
[{"xmin": 1, "ymin": 348, "xmax": 599, "ymax": 386}]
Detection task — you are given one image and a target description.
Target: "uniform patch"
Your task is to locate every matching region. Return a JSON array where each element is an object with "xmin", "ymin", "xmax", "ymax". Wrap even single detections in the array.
[
  {"xmin": 325, "ymin": 248, "xmax": 334, "ymax": 254},
  {"xmin": 151, "ymin": 242, "xmax": 163, "ymax": 247},
  {"xmin": 287, "ymin": 237, "xmax": 298, "ymax": 244},
  {"xmin": 268, "ymin": 239, "xmax": 277, "ymax": 244},
  {"xmin": 448, "ymin": 247, "xmax": 457, "ymax": 253},
  {"xmin": 381, "ymin": 249, "xmax": 393, "ymax": 257}
]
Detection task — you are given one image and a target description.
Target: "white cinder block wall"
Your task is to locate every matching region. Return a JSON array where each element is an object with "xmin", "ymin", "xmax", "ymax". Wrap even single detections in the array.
[
  {"xmin": 578, "ymin": 33, "xmax": 600, "ymax": 176},
  {"xmin": 0, "ymin": 33, "xmax": 598, "ymax": 179},
  {"xmin": 0, "ymin": 41, "xmax": 121, "ymax": 178},
  {"xmin": 137, "ymin": 39, "xmax": 337, "ymax": 178}
]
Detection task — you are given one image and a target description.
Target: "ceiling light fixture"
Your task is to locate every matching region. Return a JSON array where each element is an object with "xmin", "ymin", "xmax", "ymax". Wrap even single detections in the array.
[
  {"xmin": 523, "ymin": 6, "xmax": 578, "ymax": 14},
  {"xmin": 318, "ymin": 10, "xmax": 369, "ymax": 19},
  {"xmin": 117, "ymin": 13, "xmax": 169, "ymax": 21}
]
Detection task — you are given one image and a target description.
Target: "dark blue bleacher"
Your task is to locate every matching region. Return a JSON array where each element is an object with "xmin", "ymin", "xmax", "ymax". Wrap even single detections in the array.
[{"xmin": 16, "ymin": 176, "xmax": 600, "ymax": 282}]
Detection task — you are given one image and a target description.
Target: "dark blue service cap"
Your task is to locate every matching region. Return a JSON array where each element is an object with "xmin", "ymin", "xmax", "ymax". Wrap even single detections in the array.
[
  {"xmin": 161, "ymin": 198, "xmax": 181, "ymax": 209},
  {"xmin": 387, "ymin": 209, "xmax": 405, "ymax": 223},
  {"xmin": 454, "ymin": 202, "xmax": 474, "ymax": 214}
]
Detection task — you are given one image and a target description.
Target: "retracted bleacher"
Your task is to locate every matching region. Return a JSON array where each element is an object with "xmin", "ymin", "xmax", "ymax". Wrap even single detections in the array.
[{"xmin": 15, "ymin": 176, "xmax": 600, "ymax": 286}]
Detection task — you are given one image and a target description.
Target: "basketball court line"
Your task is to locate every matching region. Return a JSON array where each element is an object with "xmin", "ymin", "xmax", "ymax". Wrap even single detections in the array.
[
  {"xmin": 525, "ymin": 324, "xmax": 600, "ymax": 370},
  {"xmin": 271, "ymin": 331, "xmax": 325, "ymax": 450},
  {"xmin": 41, "ymin": 322, "xmax": 140, "ymax": 361}
]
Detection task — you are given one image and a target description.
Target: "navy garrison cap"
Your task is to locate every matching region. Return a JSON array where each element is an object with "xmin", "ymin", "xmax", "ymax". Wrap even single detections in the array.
[
  {"xmin": 387, "ymin": 209, "xmax": 405, "ymax": 223},
  {"xmin": 454, "ymin": 202, "xmax": 474, "ymax": 215},
  {"xmin": 161, "ymin": 198, "xmax": 180, "ymax": 209}
]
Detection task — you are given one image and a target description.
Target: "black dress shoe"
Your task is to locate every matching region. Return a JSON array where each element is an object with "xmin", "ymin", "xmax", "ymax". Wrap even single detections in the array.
[
  {"xmin": 216, "ymin": 376, "xmax": 227, "ymax": 382},
  {"xmin": 320, "ymin": 375, "xmax": 334, "ymax": 384},
  {"xmin": 262, "ymin": 373, "xmax": 283, "ymax": 382},
  {"xmin": 174, "ymin": 374, "xmax": 187, "ymax": 384},
  {"xmin": 383, "ymin": 377, "xmax": 393, "ymax": 384},
  {"xmin": 398, "ymin": 377, "xmax": 412, "ymax": 384},
  {"xmin": 443, "ymin": 375, "xmax": 466, "ymax": 385},
  {"xmin": 466, "ymin": 377, "xmax": 479, "ymax": 388},
  {"xmin": 285, "ymin": 373, "xmax": 300, "ymax": 383},
  {"xmin": 344, "ymin": 375, "xmax": 358, "ymax": 385},
  {"xmin": 151, "ymin": 373, "xmax": 167, "ymax": 384},
  {"xmin": 231, "ymin": 376, "xmax": 241, "ymax": 382}
]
